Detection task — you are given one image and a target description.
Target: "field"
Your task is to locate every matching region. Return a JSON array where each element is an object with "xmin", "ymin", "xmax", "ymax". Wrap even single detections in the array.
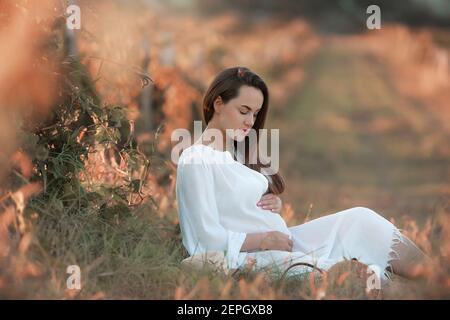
[{"xmin": 0, "ymin": 0, "xmax": 449, "ymax": 299}]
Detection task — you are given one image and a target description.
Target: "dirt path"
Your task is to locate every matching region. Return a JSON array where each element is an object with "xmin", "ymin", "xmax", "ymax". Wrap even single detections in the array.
[{"xmin": 275, "ymin": 37, "xmax": 448, "ymax": 226}]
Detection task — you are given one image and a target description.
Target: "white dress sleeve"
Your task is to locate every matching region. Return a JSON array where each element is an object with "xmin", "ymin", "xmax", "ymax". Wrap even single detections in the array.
[{"xmin": 176, "ymin": 155, "xmax": 247, "ymax": 269}]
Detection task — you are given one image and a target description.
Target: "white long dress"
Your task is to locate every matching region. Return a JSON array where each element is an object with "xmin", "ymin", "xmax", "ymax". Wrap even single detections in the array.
[{"xmin": 176, "ymin": 144, "xmax": 405, "ymax": 282}]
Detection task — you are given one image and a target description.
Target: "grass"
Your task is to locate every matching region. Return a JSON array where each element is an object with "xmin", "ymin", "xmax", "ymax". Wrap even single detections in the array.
[{"xmin": 23, "ymin": 201, "xmax": 184, "ymax": 299}]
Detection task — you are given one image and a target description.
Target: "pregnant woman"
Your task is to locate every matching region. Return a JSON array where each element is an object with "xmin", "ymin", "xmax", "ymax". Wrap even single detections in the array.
[{"xmin": 175, "ymin": 66, "xmax": 429, "ymax": 286}]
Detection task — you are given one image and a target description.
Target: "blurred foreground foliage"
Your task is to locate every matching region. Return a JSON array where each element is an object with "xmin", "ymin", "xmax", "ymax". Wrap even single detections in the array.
[{"xmin": 0, "ymin": 4, "xmax": 184, "ymax": 299}]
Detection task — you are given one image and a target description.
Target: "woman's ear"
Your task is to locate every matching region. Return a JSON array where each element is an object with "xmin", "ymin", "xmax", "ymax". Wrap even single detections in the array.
[{"xmin": 213, "ymin": 96, "xmax": 223, "ymax": 114}]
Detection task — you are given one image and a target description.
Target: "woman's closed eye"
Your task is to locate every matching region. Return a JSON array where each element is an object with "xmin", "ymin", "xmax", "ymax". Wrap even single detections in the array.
[{"xmin": 240, "ymin": 111, "xmax": 258, "ymax": 119}]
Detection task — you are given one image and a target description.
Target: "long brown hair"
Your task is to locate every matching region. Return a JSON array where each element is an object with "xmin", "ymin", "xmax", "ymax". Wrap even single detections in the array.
[{"xmin": 202, "ymin": 66, "xmax": 285, "ymax": 195}]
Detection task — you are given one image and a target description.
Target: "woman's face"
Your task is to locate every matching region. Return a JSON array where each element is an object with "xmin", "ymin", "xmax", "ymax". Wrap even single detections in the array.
[{"xmin": 213, "ymin": 85, "xmax": 264, "ymax": 142}]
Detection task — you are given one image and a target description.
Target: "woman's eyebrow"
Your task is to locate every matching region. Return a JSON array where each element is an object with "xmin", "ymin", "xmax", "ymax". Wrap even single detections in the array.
[{"xmin": 241, "ymin": 104, "xmax": 261, "ymax": 112}]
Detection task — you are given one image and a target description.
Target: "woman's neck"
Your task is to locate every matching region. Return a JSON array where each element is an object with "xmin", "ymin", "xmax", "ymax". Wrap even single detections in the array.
[{"xmin": 197, "ymin": 123, "xmax": 233, "ymax": 152}]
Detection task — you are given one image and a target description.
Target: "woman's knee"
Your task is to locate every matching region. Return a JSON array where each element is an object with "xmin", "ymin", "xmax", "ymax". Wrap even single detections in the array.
[{"xmin": 349, "ymin": 206, "xmax": 383, "ymax": 223}]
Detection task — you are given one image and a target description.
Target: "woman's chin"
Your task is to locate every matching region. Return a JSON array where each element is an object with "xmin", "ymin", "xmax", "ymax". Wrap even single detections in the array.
[
  {"xmin": 225, "ymin": 130, "xmax": 246, "ymax": 142},
  {"xmin": 233, "ymin": 134, "xmax": 247, "ymax": 142}
]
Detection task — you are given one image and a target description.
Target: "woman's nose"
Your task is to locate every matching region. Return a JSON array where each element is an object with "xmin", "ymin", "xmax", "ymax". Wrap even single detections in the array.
[{"xmin": 244, "ymin": 115, "xmax": 254, "ymax": 127}]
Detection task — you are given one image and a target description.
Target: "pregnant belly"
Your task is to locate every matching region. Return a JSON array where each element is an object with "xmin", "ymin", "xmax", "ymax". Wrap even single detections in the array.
[{"xmin": 223, "ymin": 208, "xmax": 291, "ymax": 236}]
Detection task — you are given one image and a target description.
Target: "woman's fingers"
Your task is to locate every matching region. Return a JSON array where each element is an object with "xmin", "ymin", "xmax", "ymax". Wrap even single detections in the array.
[
  {"xmin": 257, "ymin": 195, "xmax": 274, "ymax": 206},
  {"xmin": 259, "ymin": 193, "xmax": 275, "ymax": 200},
  {"xmin": 277, "ymin": 232, "xmax": 293, "ymax": 252},
  {"xmin": 287, "ymin": 240, "xmax": 293, "ymax": 252},
  {"xmin": 262, "ymin": 232, "xmax": 293, "ymax": 252},
  {"xmin": 283, "ymin": 235, "xmax": 293, "ymax": 251},
  {"xmin": 257, "ymin": 194, "xmax": 282, "ymax": 212},
  {"xmin": 283, "ymin": 241, "xmax": 293, "ymax": 252}
]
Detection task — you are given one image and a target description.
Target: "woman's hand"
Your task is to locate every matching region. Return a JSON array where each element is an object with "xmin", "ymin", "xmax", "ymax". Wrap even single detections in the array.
[
  {"xmin": 260, "ymin": 231, "xmax": 293, "ymax": 252},
  {"xmin": 257, "ymin": 193, "xmax": 282, "ymax": 213}
]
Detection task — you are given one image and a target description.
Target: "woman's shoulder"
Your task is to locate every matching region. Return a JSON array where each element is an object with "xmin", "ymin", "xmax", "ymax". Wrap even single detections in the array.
[
  {"xmin": 177, "ymin": 144, "xmax": 210, "ymax": 165},
  {"xmin": 178, "ymin": 144, "xmax": 233, "ymax": 167}
]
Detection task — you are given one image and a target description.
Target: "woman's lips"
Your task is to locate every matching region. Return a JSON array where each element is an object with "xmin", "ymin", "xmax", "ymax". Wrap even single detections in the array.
[{"xmin": 231, "ymin": 128, "xmax": 250, "ymax": 138}]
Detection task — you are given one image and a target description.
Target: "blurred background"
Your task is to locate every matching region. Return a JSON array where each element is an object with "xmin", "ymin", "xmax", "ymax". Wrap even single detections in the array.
[
  {"xmin": 74, "ymin": 0, "xmax": 449, "ymax": 222},
  {"xmin": 0, "ymin": 0, "xmax": 448, "ymax": 299}
]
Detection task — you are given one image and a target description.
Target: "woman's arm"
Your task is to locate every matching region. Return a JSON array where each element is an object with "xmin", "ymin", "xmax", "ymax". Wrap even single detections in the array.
[
  {"xmin": 241, "ymin": 231, "xmax": 293, "ymax": 252},
  {"xmin": 177, "ymin": 155, "xmax": 248, "ymax": 268}
]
